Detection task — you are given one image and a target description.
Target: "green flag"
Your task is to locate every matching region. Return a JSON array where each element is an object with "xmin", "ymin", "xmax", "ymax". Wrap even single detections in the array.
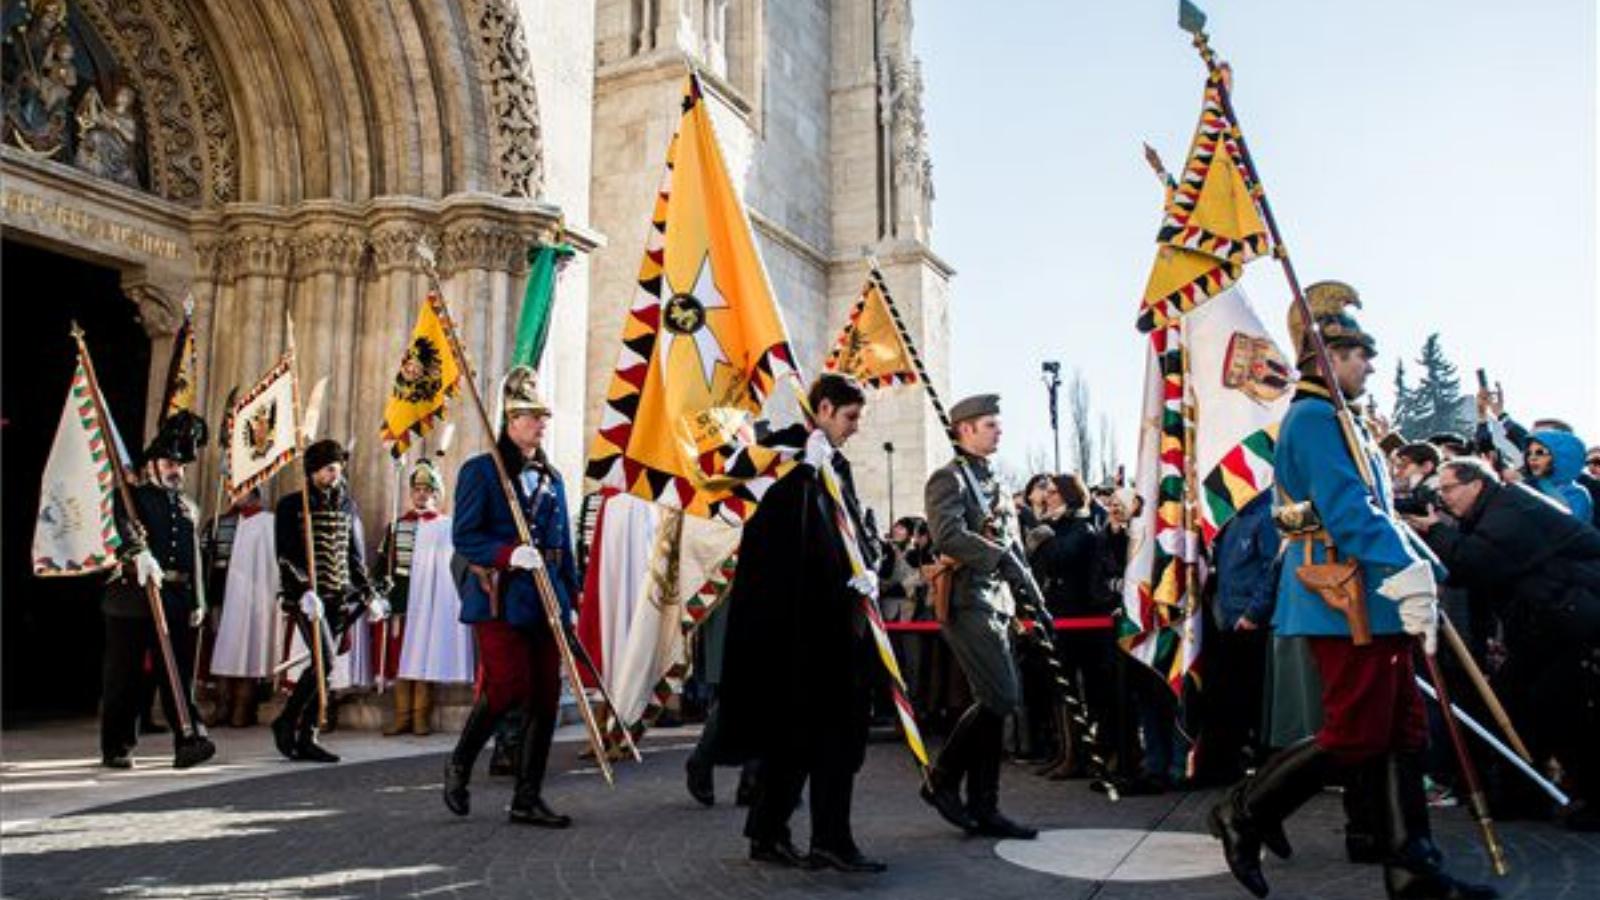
[{"xmin": 512, "ymin": 242, "xmax": 574, "ymax": 368}]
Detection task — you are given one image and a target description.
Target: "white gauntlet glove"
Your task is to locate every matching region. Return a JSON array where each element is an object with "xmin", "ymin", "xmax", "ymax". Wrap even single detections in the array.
[
  {"xmin": 1380, "ymin": 560, "xmax": 1439, "ymax": 655},
  {"xmin": 847, "ymin": 571, "xmax": 879, "ymax": 599},
  {"xmin": 366, "ymin": 597, "xmax": 392, "ymax": 623},
  {"xmin": 299, "ymin": 590, "xmax": 325, "ymax": 620},
  {"xmin": 189, "ymin": 606, "xmax": 207, "ymax": 628},
  {"xmin": 133, "ymin": 550, "xmax": 164, "ymax": 588},
  {"xmin": 509, "ymin": 544, "xmax": 544, "ymax": 571}
]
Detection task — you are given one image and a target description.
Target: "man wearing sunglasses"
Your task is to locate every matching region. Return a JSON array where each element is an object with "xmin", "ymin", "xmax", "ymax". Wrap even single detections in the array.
[{"xmin": 1404, "ymin": 457, "xmax": 1600, "ymax": 832}]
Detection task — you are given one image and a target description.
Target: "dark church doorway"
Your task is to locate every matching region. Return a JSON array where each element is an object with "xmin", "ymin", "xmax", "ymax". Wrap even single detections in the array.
[{"xmin": 3, "ymin": 238, "xmax": 151, "ymax": 722}]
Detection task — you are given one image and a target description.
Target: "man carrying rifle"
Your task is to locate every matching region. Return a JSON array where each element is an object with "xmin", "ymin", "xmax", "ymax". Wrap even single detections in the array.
[
  {"xmin": 1208, "ymin": 282, "xmax": 1494, "ymax": 900},
  {"xmin": 918, "ymin": 394, "xmax": 1037, "ymax": 841}
]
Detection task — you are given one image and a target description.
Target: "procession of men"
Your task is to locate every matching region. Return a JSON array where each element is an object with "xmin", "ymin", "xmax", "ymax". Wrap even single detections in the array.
[{"xmin": 9, "ymin": 3, "xmax": 1598, "ymax": 899}]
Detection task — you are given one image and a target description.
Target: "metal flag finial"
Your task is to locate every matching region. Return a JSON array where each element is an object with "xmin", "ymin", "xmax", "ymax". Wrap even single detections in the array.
[
  {"xmin": 415, "ymin": 237, "xmax": 437, "ymax": 269},
  {"xmin": 1178, "ymin": 0, "xmax": 1208, "ymax": 36}
]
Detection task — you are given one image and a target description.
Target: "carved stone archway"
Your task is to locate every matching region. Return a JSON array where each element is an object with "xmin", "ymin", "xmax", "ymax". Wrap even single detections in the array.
[{"xmin": 3, "ymin": 0, "xmax": 592, "ymax": 530}]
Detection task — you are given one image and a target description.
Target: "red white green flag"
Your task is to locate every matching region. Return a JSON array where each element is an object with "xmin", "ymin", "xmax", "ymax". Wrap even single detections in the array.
[{"xmin": 33, "ymin": 353, "xmax": 123, "ymax": 576}]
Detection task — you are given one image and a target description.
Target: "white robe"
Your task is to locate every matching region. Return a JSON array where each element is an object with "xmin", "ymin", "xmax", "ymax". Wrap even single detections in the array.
[
  {"xmin": 209, "ymin": 512, "xmax": 284, "ymax": 679},
  {"xmin": 397, "ymin": 514, "xmax": 474, "ymax": 683}
]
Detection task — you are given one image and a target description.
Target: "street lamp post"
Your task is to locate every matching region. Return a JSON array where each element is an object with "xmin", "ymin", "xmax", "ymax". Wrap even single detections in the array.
[
  {"xmin": 1042, "ymin": 360, "xmax": 1062, "ymax": 473},
  {"xmin": 883, "ymin": 441, "xmax": 895, "ymax": 523}
]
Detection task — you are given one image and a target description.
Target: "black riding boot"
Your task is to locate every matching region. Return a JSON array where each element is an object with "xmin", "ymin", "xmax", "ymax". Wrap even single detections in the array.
[
  {"xmin": 444, "ymin": 698, "xmax": 498, "ymax": 816},
  {"xmin": 1343, "ymin": 757, "xmax": 1384, "ymax": 864},
  {"xmin": 921, "ymin": 703, "xmax": 984, "ymax": 831},
  {"xmin": 1380, "ymin": 752, "xmax": 1497, "ymax": 900},
  {"xmin": 1208, "ymin": 737, "xmax": 1335, "ymax": 898},
  {"xmin": 966, "ymin": 709, "xmax": 1037, "ymax": 839},
  {"xmin": 508, "ymin": 712, "xmax": 570, "ymax": 827}
]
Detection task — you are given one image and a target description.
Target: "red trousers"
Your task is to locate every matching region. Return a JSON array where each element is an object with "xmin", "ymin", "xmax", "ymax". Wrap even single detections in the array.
[
  {"xmin": 1309, "ymin": 634, "xmax": 1427, "ymax": 764},
  {"xmin": 473, "ymin": 620, "xmax": 560, "ymax": 720}
]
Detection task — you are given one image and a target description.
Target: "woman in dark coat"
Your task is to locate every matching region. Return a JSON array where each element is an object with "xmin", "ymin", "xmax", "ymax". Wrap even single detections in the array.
[{"xmin": 1024, "ymin": 473, "xmax": 1115, "ymax": 778}]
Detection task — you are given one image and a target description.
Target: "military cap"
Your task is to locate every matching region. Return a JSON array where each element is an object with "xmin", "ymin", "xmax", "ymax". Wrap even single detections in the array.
[
  {"xmin": 501, "ymin": 365, "xmax": 551, "ymax": 419},
  {"xmin": 949, "ymin": 393, "xmax": 1001, "ymax": 425},
  {"xmin": 1288, "ymin": 280, "xmax": 1377, "ymax": 361},
  {"xmin": 142, "ymin": 410, "xmax": 207, "ymax": 465},
  {"xmin": 303, "ymin": 438, "xmax": 348, "ymax": 474}
]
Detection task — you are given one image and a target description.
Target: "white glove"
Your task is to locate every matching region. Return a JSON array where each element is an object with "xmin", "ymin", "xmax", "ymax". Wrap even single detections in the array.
[
  {"xmin": 1398, "ymin": 594, "xmax": 1438, "ymax": 655},
  {"xmin": 299, "ymin": 590, "xmax": 324, "ymax": 620},
  {"xmin": 133, "ymin": 550, "xmax": 164, "ymax": 588},
  {"xmin": 366, "ymin": 597, "xmax": 392, "ymax": 623},
  {"xmin": 189, "ymin": 606, "xmax": 206, "ymax": 628},
  {"xmin": 804, "ymin": 427, "xmax": 835, "ymax": 467},
  {"xmin": 1380, "ymin": 560, "xmax": 1439, "ymax": 655},
  {"xmin": 509, "ymin": 544, "xmax": 544, "ymax": 571},
  {"xmin": 848, "ymin": 571, "xmax": 879, "ymax": 598}
]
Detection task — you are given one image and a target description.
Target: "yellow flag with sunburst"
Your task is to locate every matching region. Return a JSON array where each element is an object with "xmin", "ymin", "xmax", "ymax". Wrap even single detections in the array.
[{"xmin": 585, "ymin": 73, "xmax": 795, "ymax": 522}]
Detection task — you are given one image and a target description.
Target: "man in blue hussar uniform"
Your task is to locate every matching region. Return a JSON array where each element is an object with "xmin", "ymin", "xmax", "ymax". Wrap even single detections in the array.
[
  {"xmin": 1209, "ymin": 282, "xmax": 1494, "ymax": 900},
  {"xmin": 442, "ymin": 365, "xmax": 581, "ymax": 828}
]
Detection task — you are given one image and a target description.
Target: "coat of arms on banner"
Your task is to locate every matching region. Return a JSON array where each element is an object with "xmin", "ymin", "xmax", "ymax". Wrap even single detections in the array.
[
  {"xmin": 1221, "ymin": 331, "xmax": 1290, "ymax": 404},
  {"xmin": 227, "ymin": 353, "xmax": 298, "ymax": 497}
]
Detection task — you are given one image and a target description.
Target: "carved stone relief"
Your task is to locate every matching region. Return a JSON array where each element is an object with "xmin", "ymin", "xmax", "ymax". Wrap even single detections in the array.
[{"xmin": 464, "ymin": 0, "xmax": 544, "ymax": 199}]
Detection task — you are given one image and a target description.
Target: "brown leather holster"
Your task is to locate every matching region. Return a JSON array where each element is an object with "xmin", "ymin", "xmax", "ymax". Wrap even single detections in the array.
[
  {"xmin": 1293, "ymin": 536, "xmax": 1371, "ymax": 645},
  {"xmin": 467, "ymin": 563, "xmax": 502, "ymax": 619},
  {"xmin": 919, "ymin": 554, "xmax": 962, "ymax": 624}
]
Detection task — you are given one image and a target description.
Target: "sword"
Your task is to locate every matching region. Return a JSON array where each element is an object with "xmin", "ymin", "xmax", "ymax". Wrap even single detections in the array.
[{"xmin": 1414, "ymin": 676, "xmax": 1569, "ymax": 808}]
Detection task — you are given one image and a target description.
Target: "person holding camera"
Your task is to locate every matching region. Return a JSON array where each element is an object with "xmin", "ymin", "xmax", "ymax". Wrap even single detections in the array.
[{"xmin": 1405, "ymin": 457, "xmax": 1600, "ymax": 831}]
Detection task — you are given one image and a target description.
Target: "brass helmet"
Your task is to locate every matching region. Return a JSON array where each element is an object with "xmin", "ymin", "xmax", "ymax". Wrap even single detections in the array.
[
  {"xmin": 1288, "ymin": 280, "xmax": 1376, "ymax": 362},
  {"xmin": 500, "ymin": 365, "xmax": 551, "ymax": 420},
  {"xmin": 408, "ymin": 458, "xmax": 444, "ymax": 493}
]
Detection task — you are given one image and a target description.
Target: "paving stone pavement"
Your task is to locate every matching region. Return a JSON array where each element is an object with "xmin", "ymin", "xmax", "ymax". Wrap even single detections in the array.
[{"xmin": 2, "ymin": 733, "xmax": 1595, "ymax": 899}]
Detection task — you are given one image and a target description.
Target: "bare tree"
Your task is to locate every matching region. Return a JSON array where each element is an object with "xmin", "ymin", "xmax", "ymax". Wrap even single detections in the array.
[
  {"xmin": 1025, "ymin": 445, "xmax": 1053, "ymax": 479},
  {"xmin": 1096, "ymin": 412, "xmax": 1119, "ymax": 485},
  {"xmin": 1067, "ymin": 369, "xmax": 1094, "ymax": 478}
]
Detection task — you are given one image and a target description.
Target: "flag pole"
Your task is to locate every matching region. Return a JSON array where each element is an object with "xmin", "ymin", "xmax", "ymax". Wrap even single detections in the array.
[
  {"xmin": 1181, "ymin": 12, "xmax": 1505, "ymax": 874},
  {"xmin": 417, "ymin": 251, "xmax": 632, "ymax": 782},
  {"xmin": 377, "ymin": 452, "xmax": 406, "ymax": 694},
  {"xmin": 284, "ymin": 313, "xmax": 329, "ymax": 730},
  {"xmin": 70, "ymin": 323, "xmax": 197, "ymax": 739},
  {"xmin": 861, "ymin": 260, "xmax": 1122, "ymax": 798}
]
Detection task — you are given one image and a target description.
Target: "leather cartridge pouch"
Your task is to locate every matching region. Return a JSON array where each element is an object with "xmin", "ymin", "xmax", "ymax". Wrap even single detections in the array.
[
  {"xmin": 466, "ymin": 562, "xmax": 503, "ymax": 619},
  {"xmin": 919, "ymin": 554, "xmax": 962, "ymax": 624},
  {"xmin": 1293, "ymin": 537, "xmax": 1371, "ymax": 646}
]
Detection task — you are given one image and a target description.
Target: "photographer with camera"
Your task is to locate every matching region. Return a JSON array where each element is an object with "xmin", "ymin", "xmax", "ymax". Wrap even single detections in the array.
[{"xmin": 1404, "ymin": 457, "xmax": 1600, "ymax": 831}]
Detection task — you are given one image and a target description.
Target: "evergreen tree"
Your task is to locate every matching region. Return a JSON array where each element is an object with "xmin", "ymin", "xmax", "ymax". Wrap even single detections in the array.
[
  {"xmin": 1390, "ymin": 359, "xmax": 1427, "ymax": 438},
  {"xmin": 1407, "ymin": 333, "xmax": 1472, "ymax": 439}
]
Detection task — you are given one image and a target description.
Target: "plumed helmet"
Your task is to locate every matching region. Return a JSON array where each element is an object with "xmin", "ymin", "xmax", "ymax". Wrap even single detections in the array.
[
  {"xmin": 1288, "ymin": 280, "xmax": 1377, "ymax": 362},
  {"xmin": 142, "ymin": 410, "xmax": 207, "ymax": 465},
  {"xmin": 500, "ymin": 365, "xmax": 551, "ymax": 420},
  {"xmin": 409, "ymin": 458, "xmax": 444, "ymax": 493}
]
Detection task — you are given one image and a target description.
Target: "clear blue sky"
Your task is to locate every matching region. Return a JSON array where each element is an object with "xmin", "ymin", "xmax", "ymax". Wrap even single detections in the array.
[{"xmin": 916, "ymin": 0, "xmax": 1598, "ymax": 478}]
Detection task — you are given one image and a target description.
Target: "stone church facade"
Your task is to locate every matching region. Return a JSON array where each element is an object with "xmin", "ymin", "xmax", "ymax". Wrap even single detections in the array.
[{"xmin": 2, "ymin": 0, "xmax": 951, "ymax": 532}]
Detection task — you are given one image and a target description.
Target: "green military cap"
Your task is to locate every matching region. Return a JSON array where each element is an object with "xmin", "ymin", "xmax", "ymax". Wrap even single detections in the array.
[{"xmin": 949, "ymin": 393, "xmax": 1001, "ymax": 425}]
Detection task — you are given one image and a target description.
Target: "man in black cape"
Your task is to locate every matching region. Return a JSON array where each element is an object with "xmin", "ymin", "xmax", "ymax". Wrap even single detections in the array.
[{"xmin": 715, "ymin": 373, "xmax": 887, "ymax": 873}]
